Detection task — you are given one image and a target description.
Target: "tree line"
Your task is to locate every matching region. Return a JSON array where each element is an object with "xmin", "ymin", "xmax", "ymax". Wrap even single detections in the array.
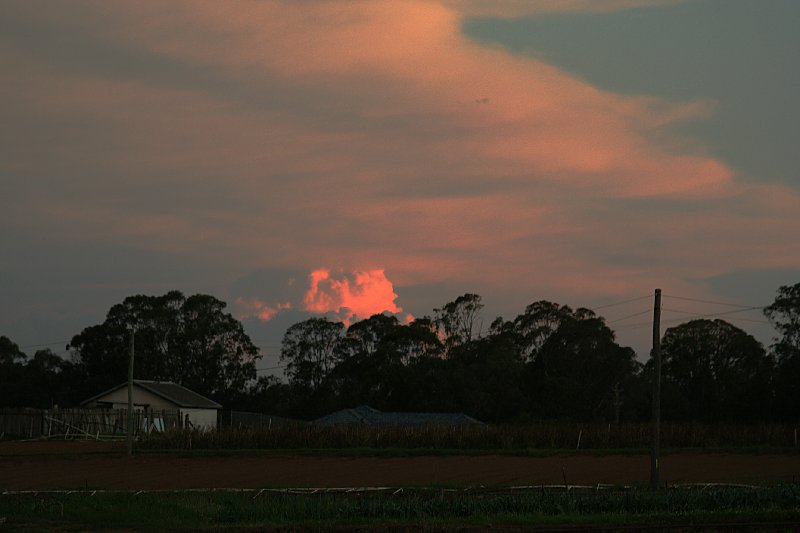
[{"xmin": 2, "ymin": 284, "xmax": 800, "ymax": 424}]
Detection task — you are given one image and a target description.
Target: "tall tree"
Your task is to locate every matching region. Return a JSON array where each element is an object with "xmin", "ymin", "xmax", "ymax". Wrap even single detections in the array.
[
  {"xmin": 279, "ymin": 317, "xmax": 344, "ymax": 391},
  {"xmin": 516, "ymin": 302, "xmax": 639, "ymax": 420},
  {"xmin": 434, "ymin": 293, "xmax": 484, "ymax": 357},
  {"xmin": 764, "ymin": 283, "xmax": 800, "ymax": 420},
  {"xmin": 512, "ymin": 301, "xmax": 576, "ymax": 361},
  {"xmin": 0, "ymin": 335, "xmax": 26, "ymax": 366},
  {"xmin": 658, "ymin": 319, "xmax": 773, "ymax": 421},
  {"xmin": 69, "ymin": 291, "xmax": 260, "ymax": 402},
  {"xmin": 0, "ymin": 336, "xmax": 28, "ymax": 407},
  {"xmin": 329, "ymin": 314, "xmax": 402, "ymax": 407},
  {"xmin": 393, "ymin": 318, "xmax": 444, "ymax": 363},
  {"xmin": 765, "ymin": 283, "xmax": 800, "ymax": 361}
]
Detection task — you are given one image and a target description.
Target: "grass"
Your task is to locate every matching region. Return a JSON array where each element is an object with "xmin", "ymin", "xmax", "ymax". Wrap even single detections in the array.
[{"xmin": 3, "ymin": 485, "xmax": 800, "ymax": 531}]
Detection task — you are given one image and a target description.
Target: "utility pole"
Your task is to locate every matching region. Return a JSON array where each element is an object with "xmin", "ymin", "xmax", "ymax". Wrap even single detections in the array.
[
  {"xmin": 650, "ymin": 288, "xmax": 662, "ymax": 490},
  {"xmin": 126, "ymin": 330, "xmax": 135, "ymax": 457}
]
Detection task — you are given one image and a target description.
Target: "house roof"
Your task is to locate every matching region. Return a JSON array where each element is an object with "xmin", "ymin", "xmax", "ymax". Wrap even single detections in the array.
[
  {"xmin": 314, "ymin": 405, "xmax": 482, "ymax": 426},
  {"xmin": 81, "ymin": 380, "xmax": 222, "ymax": 409}
]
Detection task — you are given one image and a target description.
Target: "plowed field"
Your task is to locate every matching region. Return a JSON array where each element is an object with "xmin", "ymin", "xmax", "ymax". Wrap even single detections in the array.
[{"xmin": 2, "ymin": 440, "xmax": 798, "ymax": 490}]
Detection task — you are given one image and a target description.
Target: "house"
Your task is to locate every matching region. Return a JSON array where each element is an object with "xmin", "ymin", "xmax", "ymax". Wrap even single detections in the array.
[
  {"xmin": 81, "ymin": 380, "xmax": 221, "ymax": 429},
  {"xmin": 314, "ymin": 405, "xmax": 482, "ymax": 427}
]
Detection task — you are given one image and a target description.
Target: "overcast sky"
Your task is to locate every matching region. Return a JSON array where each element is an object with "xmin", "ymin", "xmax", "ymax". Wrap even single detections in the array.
[{"xmin": 2, "ymin": 0, "xmax": 798, "ymax": 371}]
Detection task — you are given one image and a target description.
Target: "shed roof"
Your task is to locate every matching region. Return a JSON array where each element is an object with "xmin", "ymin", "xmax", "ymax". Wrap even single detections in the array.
[
  {"xmin": 81, "ymin": 380, "xmax": 222, "ymax": 409},
  {"xmin": 314, "ymin": 405, "xmax": 482, "ymax": 426}
]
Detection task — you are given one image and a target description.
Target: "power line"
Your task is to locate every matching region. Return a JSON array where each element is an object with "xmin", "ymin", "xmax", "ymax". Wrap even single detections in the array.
[
  {"xmin": 718, "ymin": 317, "xmax": 772, "ymax": 325},
  {"xmin": 694, "ymin": 306, "xmax": 765, "ymax": 318},
  {"xmin": 661, "ymin": 307, "xmax": 700, "ymax": 315},
  {"xmin": 662, "ymin": 294, "xmax": 765, "ymax": 309},
  {"xmin": 256, "ymin": 365, "xmax": 287, "ymax": 373},
  {"xmin": 662, "ymin": 307, "xmax": 771, "ymax": 325}
]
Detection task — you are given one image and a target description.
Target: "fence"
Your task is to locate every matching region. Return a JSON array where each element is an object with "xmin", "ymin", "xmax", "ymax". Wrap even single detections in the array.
[
  {"xmin": 218, "ymin": 410, "xmax": 305, "ymax": 430},
  {"xmin": 0, "ymin": 408, "xmax": 183, "ymax": 439}
]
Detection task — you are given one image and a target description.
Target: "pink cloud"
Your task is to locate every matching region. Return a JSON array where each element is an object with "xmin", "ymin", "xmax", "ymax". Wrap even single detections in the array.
[
  {"xmin": 304, "ymin": 269, "xmax": 403, "ymax": 325},
  {"xmin": 3, "ymin": 0, "xmax": 799, "ymax": 332},
  {"xmin": 236, "ymin": 297, "xmax": 292, "ymax": 322}
]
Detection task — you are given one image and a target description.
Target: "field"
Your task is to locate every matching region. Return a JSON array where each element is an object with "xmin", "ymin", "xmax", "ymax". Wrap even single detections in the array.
[
  {"xmin": 3, "ymin": 439, "xmax": 800, "ymax": 489},
  {"xmin": 4, "ymin": 434, "xmax": 800, "ymax": 531}
]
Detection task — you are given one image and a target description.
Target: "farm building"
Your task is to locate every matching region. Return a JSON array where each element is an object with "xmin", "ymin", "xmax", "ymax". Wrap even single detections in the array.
[
  {"xmin": 81, "ymin": 380, "xmax": 221, "ymax": 429},
  {"xmin": 314, "ymin": 405, "xmax": 482, "ymax": 426}
]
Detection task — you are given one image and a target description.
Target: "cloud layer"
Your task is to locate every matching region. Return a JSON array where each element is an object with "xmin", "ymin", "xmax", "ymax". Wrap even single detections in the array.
[{"xmin": 1, "ymin": 0, "xmax": 799, "ymax": 353}]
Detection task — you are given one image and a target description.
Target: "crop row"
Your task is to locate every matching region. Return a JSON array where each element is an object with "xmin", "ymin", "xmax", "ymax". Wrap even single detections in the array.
[{"xmin": 138, "ymin": 421, "xmax": 800, "ymax": 451}]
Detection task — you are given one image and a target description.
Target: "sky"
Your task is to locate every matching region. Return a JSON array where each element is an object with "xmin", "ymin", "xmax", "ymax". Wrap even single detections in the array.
[{"xmin": 2, "ymin": 0, "xmax": 799, "ymax": 374}]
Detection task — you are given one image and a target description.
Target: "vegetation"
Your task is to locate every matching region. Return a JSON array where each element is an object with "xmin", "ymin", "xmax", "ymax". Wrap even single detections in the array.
[
  {"xmin": 2, "ymin": 282, "xmax": 800, "ymax": 426},
  {"xmin": 3, "ymin": 486, "xmax": 800, "ymax": 531},
  {"xmin": 1, "ymin": 291, "xmax": 260, "ymax": 408},
  {"xmin": 138, "ymin": 422, "xmax": 800, "ymax": 452}
]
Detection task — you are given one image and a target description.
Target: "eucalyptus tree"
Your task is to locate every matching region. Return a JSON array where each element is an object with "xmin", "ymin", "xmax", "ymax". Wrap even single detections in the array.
[
  {"xmin": 658, "ymin": 319, "xmax": 772, "ymax": 421},
  {"xmin": 69, "ymin": 291, "xmax": 260, "ymax": 402},
  {"xmin": 765, "ymin": 283, "xmax": 800, "ymax": 419},
  {"xmin": 279, "ymin": 317, "xmax": 344, "ymax": 392},
  {"xmin": 434, "ymin": 293, "xmax": 484, "ymax": 357},
  {"xmin": 514, "ymin": 302, "xmax": 639, "ymax": 421}
]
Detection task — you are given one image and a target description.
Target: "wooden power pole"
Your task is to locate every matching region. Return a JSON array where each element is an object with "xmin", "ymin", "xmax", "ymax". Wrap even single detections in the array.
[
  {"xmin": 650, "ymin": 288, "xmax": 662, "ymax": 490},
  {"xmin": 126, "ymin": 330, "xmax": 135, "ymax": 456}
]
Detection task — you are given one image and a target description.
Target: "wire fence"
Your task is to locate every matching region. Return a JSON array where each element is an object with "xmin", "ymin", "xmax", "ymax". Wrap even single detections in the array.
[
  {"xmin": 0, "ymin": 408, "xmax": 183, "ymax": 439},
  {"xmin": 217, "ymin": 410, "xmax": 305, "ymax": 430}
]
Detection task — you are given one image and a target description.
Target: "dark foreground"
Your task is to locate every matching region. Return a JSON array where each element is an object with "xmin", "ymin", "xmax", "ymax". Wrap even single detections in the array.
[
  {"xmin": 2, "ymin": 447, "xmax": 800, "ymax": 489},
  {"xmin": 4, "ymin": 441, "xmax": 800, "ymax": 531}
]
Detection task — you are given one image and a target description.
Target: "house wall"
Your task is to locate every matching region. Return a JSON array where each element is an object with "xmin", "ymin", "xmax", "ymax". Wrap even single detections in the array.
[
  {"xmin": 85, "ymin": 385, "xmax": 177, "ymax": 410},
  {"xmin": 180, "ymin": 408, "xmax": 217, "ymax": 429},
  {"xmin": 85, "ymin": 385, "xmax": 219, "ymax": 430}
]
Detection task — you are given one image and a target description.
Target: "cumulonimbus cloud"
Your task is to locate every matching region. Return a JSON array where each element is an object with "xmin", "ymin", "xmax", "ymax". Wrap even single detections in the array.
[
  {"xmin": 235, "ymin": 269, "xmax": 406, "ymax": 326},
  {"xmin": 304, "ymin": 269, "xmax": 404, "ymax": 325}
]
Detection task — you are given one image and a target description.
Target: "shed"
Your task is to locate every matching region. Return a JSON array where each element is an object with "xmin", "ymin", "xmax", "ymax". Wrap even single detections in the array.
[
  {"xmin": 314, "ymin": 405, "xmax": 482, "ymax": 427},
  {"xmin": 81, "ymin": 380, "xmax": 221, "ymax": 429}
]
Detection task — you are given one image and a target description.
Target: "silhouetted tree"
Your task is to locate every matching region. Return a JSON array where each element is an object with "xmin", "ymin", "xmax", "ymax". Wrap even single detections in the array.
[
  {"xmin": 434, "ymin": 293, "xmax": 484, "ymax": 357},
  {"xmin": 0, "ymin": 335, "xmax": 26, "ymax": 366},
  {"xmin": 517, "ymin": 302, "xmax": 639, "ymax": 420},
  {"xmin": 69, "ymin": 291, "xmax": 260, "ymax": 403},
  {"xmin": 280, "ymin": 317, "xmax": 344, "ymax": 391},
  {"xmin": 658, "ymin": 319, "xmax": 773, "ymax": 421},
  {"xmin": 765, "ymin": 283, "xmax": 800, "ymax": 420}
]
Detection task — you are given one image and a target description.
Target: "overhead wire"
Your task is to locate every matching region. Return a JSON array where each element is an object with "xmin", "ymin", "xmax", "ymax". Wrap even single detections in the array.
[
  {"xmin": 662, "ymin": 294, "xmax": 766, "ymax": 309},
  {"xmin": 256, "ymin": 364, "xmax": 286, "ymax": 373}
]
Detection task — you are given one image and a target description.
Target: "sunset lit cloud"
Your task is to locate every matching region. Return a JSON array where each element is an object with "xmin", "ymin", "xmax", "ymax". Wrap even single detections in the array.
[
  {"xmin": 304, "ymin": 269, "xmax": 404, "ymax": 325},
  {"xmin": 1, "ymin": 0, "xmax": 799, "ymax": 358},
  {"xmin": 236, "ymin": 297, "xmax": 292, "ymax": 322}
]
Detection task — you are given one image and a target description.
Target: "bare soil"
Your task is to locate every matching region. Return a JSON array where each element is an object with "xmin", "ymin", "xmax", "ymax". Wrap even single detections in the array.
[{"xmin": 2, "ymin": 440, "xmax": 799, "ymax": 490}]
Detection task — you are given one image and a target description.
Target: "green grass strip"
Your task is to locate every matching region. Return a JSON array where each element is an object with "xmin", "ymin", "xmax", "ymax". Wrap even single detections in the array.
[{"xmin": 3, "ymin": 485, "xmax": 800, "ymax": 531}]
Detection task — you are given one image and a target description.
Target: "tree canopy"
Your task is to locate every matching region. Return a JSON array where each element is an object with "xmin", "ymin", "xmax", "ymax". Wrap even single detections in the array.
[
  {"xmin": 659, "ymin": 319, "xmax": 772, "ymax": 421},
  {"xmin": 68, "ymin": 291, "xmax": 260, "ymax": 403},
  {"xmin": 5, "ymin": 283, "xmax": 800, "ymax": 423}
]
